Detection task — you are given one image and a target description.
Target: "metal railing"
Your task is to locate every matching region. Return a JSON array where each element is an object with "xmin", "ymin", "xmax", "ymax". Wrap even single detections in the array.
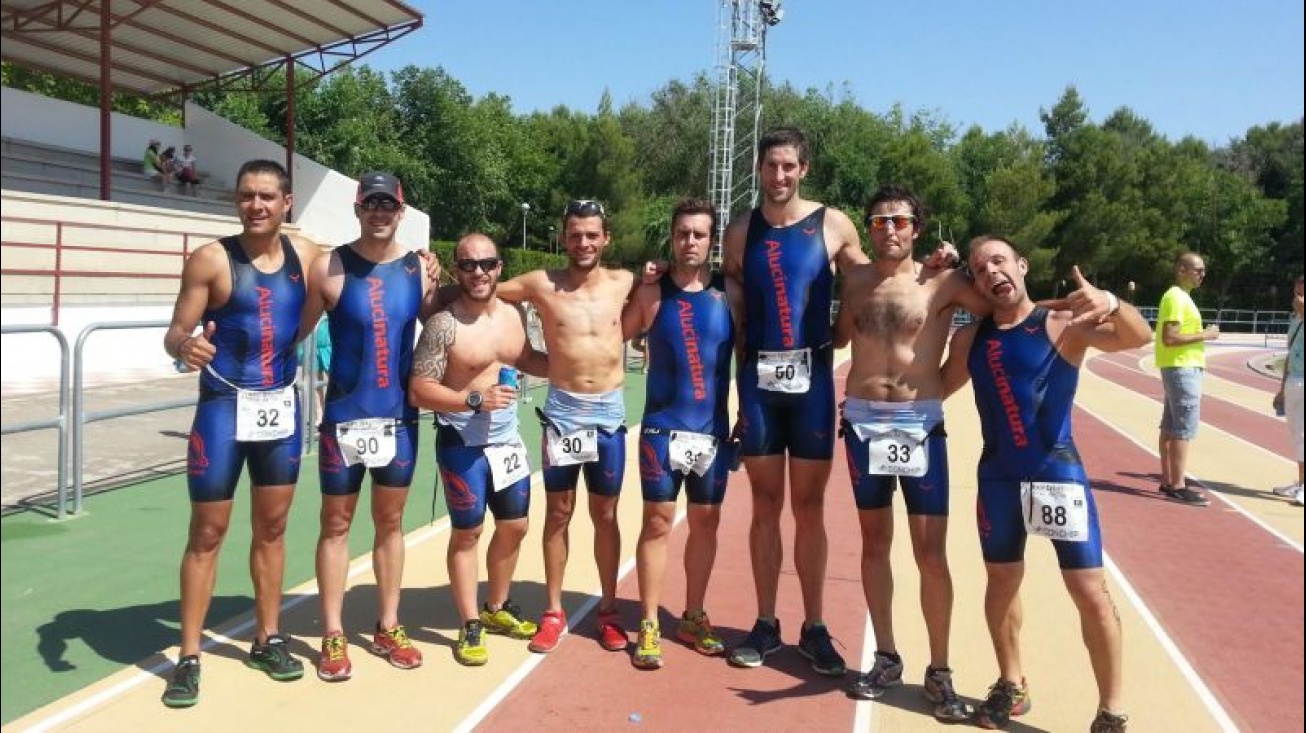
[{"xmin": 0, "ymin": 325, "xmax": 72, "ymax": 518}]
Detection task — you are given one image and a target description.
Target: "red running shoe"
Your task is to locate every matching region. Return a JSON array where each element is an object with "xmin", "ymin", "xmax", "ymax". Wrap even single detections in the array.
[
  {"xmin": 317, "ymin": 631, "xmax": 352, "ymax": 682},
  {"xmin": 369, "ymin": 623, "xmax": 423, "ymax": 669},
  {"xmin": 597, "ymin": 609, "xmax": 629, "ymax": 652},
  {"xmin": 529, "ymin": 610, "xmax": 567, "ymax": 654}
]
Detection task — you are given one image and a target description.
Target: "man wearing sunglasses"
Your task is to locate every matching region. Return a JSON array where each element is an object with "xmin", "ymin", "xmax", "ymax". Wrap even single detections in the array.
[
  {"xmin": 492, "ymin": 198, "xmax": 638, "ymax": 655},
  {"xmin": 620, "ymin": 198, "xmax": 739, "ymax": 670},
  {"xmin": 1155, "ymin": 252, "xmax": 1220, "ymax": 506},
  {"xmin": 298, "ymin": 172, "xmax": 439, "ymax": 681},
  {"xmin": 409, "ymin": 233, "xmax": 549, "ymax": 666},
  {"xmin": 941, "ymin": 237, "xmax": 1148, "ymax": 733},
  {"xmin": 831, "ymin": 184, "xmax": 994, "ymax": 716}
]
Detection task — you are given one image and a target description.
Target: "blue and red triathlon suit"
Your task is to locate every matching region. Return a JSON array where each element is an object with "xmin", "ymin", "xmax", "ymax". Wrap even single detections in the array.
[
  {"xmin": 639, "ymin": 273, "xmax": 735, "ymax": 504},
  {"xmin": 737, "ymin": 207, "xmax": 836, "ymax": 460},
  {"xmin": 187, "ymin": 235, "xmax": 305, "ymax": 502},
  {"xmin": 967, "ymin": 306, "xmax": 1104, "ymax": 569},
  {"xmin": 318, "ymin": 247, "xmax": 422, "ymax": 495}
]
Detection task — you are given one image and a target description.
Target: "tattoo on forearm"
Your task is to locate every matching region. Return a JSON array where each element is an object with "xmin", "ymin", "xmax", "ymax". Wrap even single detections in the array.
[{"xmin": 412, "ymin": 311, "xmax": 455, "ymax": 381}]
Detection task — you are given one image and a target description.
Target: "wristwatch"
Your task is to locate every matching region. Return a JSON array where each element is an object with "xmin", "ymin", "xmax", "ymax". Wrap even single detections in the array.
[{"xmin": 465, "ymin": 390, "xmax": 484, "ymax": 413}]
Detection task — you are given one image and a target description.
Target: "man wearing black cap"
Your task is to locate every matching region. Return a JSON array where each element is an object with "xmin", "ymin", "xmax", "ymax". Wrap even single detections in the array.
[{"xmin": 299, "ymin": 171, "xmax": 440, "ymax": 681}]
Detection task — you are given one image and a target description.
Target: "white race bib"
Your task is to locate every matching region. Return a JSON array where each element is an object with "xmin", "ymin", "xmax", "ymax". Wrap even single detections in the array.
[
  {"xmin": 235, "ymin": 385, "xmax": 295, "ymax": 442},
  {"xmin": 546, "ymin": 428, "xmax": 599, "ymax": 466},
  {"xmin": 485, "ymin": 440, "xmax": 530, "ymax": 491},
  {"xmin": 1021, "ymin": 481, "xmax": 1090, "ymax": 542},
  {"xmin": 866, "ymin": 427, "xmax": 929, "ymax": 477},
  {"xmin": 668, "ymin": 430, "xmax": 718, "ymax": 477},
  {"xmin": 336, "ymin": 419, "xmax": 397, "ymax": 468},
  {"xmin": 757, "ymin": 348, "xmax": 812, "ymax": 393}
]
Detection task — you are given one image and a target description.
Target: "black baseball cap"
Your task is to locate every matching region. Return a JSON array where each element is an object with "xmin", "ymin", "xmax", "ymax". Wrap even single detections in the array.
[{"xmin": 356, "ymin": 171, "xmax": 405, "ymax": 204}]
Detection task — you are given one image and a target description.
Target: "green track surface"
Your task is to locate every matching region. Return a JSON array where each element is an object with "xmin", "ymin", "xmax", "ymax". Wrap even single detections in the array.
[{"xmin": 0, "ymin": 374, "xmax": 647, "ymax": 724}]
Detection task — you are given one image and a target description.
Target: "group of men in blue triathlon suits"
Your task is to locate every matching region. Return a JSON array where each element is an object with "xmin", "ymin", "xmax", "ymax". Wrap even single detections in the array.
[{"xmin": 160, "ymin": 128, "xmax": 1147, "ymax": 732}]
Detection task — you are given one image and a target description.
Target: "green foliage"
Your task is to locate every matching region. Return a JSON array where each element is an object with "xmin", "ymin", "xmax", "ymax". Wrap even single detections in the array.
[
  {"xmin": 429, "ymin": 240, "xmax": 567, "ymax": 281},
  {"xmin": 7, "ymin": 60, "xmax": 1301, "ymax": 308}
]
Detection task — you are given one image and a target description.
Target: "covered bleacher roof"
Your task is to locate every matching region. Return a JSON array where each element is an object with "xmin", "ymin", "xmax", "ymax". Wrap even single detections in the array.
[{"xmin": 0, "ymin": 0, "xmax": 423, "ymax": 96}]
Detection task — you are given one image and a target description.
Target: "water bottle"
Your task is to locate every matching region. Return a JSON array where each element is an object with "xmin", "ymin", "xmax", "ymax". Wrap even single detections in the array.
[{"xmin": 498, "ymin": 366, "xmax": 519, "ymax": 389}]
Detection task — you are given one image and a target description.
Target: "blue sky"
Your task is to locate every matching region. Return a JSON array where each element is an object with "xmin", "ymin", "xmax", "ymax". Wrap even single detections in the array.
[{"xmin": 367, "ymin": 0, "xmax": 1303, "ymax": 146}]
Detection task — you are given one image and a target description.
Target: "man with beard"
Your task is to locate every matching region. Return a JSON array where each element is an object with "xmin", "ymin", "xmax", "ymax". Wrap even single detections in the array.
[
  {"xmin": 941, "ymin": 236, "xmax": 1149, "ymax": 733},
  {"xmin": 410, "ymin": 233, "xmax": 549, "ymax": 665},
  {"xmin": 299, "ymin": 172, "xmax": 438, "ymax": 680},
  {"xmin": 721, "ymin": 127, "xmax": 878, "ymax": 677},
  {"xmin": 832, "ymin": 184, "xmax": 991, "ymax": 716},
  {"xmin": 492, "ymin": 200, "xmax": 637, "ymax": 655}
]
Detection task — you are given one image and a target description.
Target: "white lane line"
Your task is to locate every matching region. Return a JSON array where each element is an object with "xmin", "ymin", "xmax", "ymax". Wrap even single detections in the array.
[
  {"xmin": 851, "ymin": 612, "xmax": 878, "ymax": 733},
  {"xmin": 1102, "ymin": 553, "xmax": 1240, "ymax": 733},
  {"xmin": 19, "ymin": 518, "xmax": 454, "ymax": 733}
]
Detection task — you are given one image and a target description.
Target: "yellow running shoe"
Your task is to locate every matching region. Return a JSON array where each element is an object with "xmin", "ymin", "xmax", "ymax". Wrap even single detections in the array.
[
  {"xmin": 479, "ymin": 600, "xmax": 538, "ymax": 640},
  {"xmin": 632, "ymin": 619, "xmax": 662, "ymax": 670},
  {"xmin": 676, "ymin": 609, "xmax": 725, "ymax": 656},
  {"xmin": 455, "ymin": 620, "xmax": 488, "ymax": 666}
]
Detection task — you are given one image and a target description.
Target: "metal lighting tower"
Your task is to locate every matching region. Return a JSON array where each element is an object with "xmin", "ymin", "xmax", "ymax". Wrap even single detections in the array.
[{"xmin": 708, "ymin": 0, "xmax": 783, "ymax": 263}]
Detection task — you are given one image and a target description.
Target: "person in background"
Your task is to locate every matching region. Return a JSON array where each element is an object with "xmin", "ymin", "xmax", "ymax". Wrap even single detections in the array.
[
  {"xmin": 1271, "ymin": 274, "xmax": 1304, "ymax": 506},
  {"xmin": 1154, "ymin": 252, "xmax": 1220, "ymax": 506},
  {"xmin": 143, "ymin": 139, "xmax": 166, "ymax": 188},
  {"xmin": 313, "ymin": 316, "xmax": 332, "ymax": 426},
  {"xmin": 175, "ymin": 144, "xmax": 201, "ymax": 196}
]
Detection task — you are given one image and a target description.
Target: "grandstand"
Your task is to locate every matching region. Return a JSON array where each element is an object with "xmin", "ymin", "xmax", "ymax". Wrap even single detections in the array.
[{"xmin": 1, "ymin": 2, "xmax": 431, "ymax": 394}]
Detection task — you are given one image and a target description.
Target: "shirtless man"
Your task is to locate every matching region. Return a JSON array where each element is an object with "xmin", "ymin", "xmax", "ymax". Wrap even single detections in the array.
[
  {"xmin": 493, "ymin": 200, "xmax": 637, "ymax": 654},
  {"xmin": 160, "ymin": 159, "xmax": 322, "ymax": 707},
  {"xmin": 299, "ymin": 172, "xmax": 437, "ymax": 681},
  {"xmin": 722, "ymin": 127, "xmax": 871, "ymax": 676},
  {"xmin": 410, "ymin": 233, "xmax": 549, "ymax": 666},
  {"xmin": 833, "ymin": 185, "xmax": 990, "ymax": 717}
]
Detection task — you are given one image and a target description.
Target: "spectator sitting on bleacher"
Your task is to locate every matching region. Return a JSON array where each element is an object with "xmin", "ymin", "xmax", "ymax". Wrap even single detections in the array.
[
  {"xmin": 143, "ymin": 139, "xmax": 167, "ymax": 184},
  {"xmin": 157, "ymin": 146, "xmax": 178, "ymax": 191},
  {"xmin": 174, "ymin": 144, "xmax": 200, "ymax": 196}
]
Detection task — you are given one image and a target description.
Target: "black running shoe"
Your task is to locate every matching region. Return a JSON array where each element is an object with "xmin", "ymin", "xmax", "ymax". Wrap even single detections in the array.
[
  {"xmin": 796, "ymin": 622, "xmax": 846, "ymax": 677},
  {"xmin": 247, "ymin": 633, "xmax": 304, "ymax": 681},
  {"xmin": 728, "ymin": 618, "xmax": 782, "ymax": 668},
  {"xmin": 161, "ymin": 655, "xmax": 200, "ymax": 708}
]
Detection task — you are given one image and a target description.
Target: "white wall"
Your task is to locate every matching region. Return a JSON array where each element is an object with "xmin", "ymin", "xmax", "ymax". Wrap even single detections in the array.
[{"xmin": 0, "ymin": 87, "xmax": 430, "ymax": 251}]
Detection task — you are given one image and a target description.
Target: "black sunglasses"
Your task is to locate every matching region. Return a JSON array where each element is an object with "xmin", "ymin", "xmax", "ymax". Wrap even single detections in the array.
[
  {"xmin": 564, "ymin": 199, "xmax": 606, "ymax": 219},
  {"xmin": 455, "ymin": 257, "xmax": 501, "ymax": 273},
  {"xmin": 359, "ymin": 197, "xmax": 401, "ymax": 212}
]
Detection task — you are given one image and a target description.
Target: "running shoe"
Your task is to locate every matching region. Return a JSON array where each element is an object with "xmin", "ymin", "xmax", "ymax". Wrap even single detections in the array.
[
  {"xmin": 455, "ymin": 620, "xmax": 488, "ymax": 666},
  {"xmin": 845, "ymin": 651, "xmax": 904, "ymax": 699},
  {"xmin": 480, "ymin": 600, "xmax": 538, "ymax": 639},
  {"xmin": 1294, "ymin": 487, "xmax": 1305, "ymax": 507},
  {"xmin": 161, "ymin": 655, "xmax": 200, "ymax": 708},
  {"xmin": 975, "ymin": 677, "xmax": 1031, "ymax": 730},
  {"xmin": 923, "ymin": 665, "xmax": 971, "ymax": 722},
  {"xmin": 797, "ymin": 622, "xmax": 846, "ymax": 677},
  {"xmin": 1271, "ymin": 482, "xmax": 1302, "ymax": 498},
  {"xmin": 597, "ymin": 609, "xmax": 629, "ymax": 651},
  {"xmin": 1090, "ymin": 709, "xmax": 1129, "ymax": 733},
  {"xmin": 676, "ymin": 609, "xmax": 725, "ymax": 656},
  {"xmin": 528, "ymin": 609, "xmax": 567, "ymax": 653},
  {"xmin": 728, "ymin": 618, "xmax": 783, "ymax": 668},
  {"xmin": 1160, "ymin": 485, "xmax": 1210, "ymax": 507},
  {"xmin": 247, "ymin": 633, "xmax": 304, "ymax": 681},
  {"xmin": 370, "ymin": 623, "xmax": 423, "ymax": 669},
  {"xmin": 632, "ymin": 619, "xmax": 663, "ymax": 670},
  {"xmin": 317, "ymin": 631, "xmax": 352, "ymax": 682}
]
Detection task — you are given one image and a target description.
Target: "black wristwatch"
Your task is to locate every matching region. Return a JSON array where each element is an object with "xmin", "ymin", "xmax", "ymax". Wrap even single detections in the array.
[{"xmin": 465, "ymin": 390, "xmax": 484, "ymax": 413}]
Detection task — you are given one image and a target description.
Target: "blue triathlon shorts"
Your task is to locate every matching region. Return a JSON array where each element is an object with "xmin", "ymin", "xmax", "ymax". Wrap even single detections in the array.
[
  {"xmin": 975, "ymin": 465, "xmax": 1104, "ymax": 570},
  {"xmin": 436, "ymin": 425, "xmax": 531, "ymax": 530},
  {"xmin": 317, "ymin": 420, "xmax": 419, "ymax": 495},
  {"xmin": 637, "ymin": 428, "xmax": 729, "ymax": 505},
  {"xmin": 187, "ymin": 392, "xmax": 302, "ymax": 502},
  {"xmin": 540, "ymin": 425, "xmax": 627, "ymax": 496},
  {"xmin": 736, "ymin": 346, "xmax": 835, "ymax": 460},
  {"xmin": 842, "ymin": 422, "xmax": 950, "ymax": 515}
]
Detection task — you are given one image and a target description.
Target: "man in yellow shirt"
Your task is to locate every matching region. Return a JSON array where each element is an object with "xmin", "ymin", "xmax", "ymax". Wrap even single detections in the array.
[{"xmin": 1155, "ymin": 252, "xmax": 1220, "ymax": 506}]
